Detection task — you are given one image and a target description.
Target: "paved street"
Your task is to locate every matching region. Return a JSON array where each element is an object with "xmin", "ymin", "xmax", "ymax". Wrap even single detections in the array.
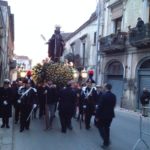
[{"xmin": 11, "ymin": 108, "xmax": 150, "ymax": 150}]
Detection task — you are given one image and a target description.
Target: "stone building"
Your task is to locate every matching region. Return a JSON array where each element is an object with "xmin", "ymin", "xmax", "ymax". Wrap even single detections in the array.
[
  {"xmin": 0, "ymin": 1, "xmax": 15, "ymax": 86},
  {"xmin": 63, "ymin": 12, "xmax": 98, "ymax": 77},
  {"xmin": 64, "ymin": 0, "xmax": 150, "ymax": 110},
  {"xmin": 99, "ymin": 0, "xmax": 150, "ymax": 109}
]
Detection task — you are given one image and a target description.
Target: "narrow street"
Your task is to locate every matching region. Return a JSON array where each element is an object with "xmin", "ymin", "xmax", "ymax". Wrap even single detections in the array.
[{"xmin": 12, "ymin": 109, "xmax": 150, "ymax": 150}]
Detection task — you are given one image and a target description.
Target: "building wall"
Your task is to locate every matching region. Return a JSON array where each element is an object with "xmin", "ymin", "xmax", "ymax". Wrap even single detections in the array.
[
  {"xmin": 100, "ymin": 0, "xmax": 150, "ymax": 109},
  {"xmin": 0, "ymin": 2, "xmax": 10, "ymax": 85},
  {"xmin": 65, "ymin": 19, "xmax": 98, "ymax": 68}
]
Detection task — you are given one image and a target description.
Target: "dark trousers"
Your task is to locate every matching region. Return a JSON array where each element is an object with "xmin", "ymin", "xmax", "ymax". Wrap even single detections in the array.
[
  {"xmin": 85, "ymin": 109, "xmax": 93, "ymax": 129},
  {"xmin": 2, "ymin": 117, "xmax": 9, "ymax": 126},
  {"xmin": 59, "ymin": 111, "xmax": 72, "ymax": 132},
  {"xmin": 98, "ymin": 118, "xmax": 112, "ymax": 146},
  {"xmin": 14, "ymin": 105, "xmax": 21, "ymax": 122},
  {"xmin": 39, "ymin": 102, "xmax": 45, "ymax": 118},
  {"xmin": 20, "ymin": 105, "xmax": 32, "ymax": 130}
]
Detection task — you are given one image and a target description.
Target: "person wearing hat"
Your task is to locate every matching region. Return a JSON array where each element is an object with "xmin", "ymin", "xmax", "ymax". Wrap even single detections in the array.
[
  {"xmin": 0, "ymin": 79, "xmax": 12, "ymax": 128},
  {"xmin": 18, "ymin": 79, "xmax": 37, "ymax": 132},
  {"xmin": 81, "ymin": 79, "xmax": 97, "ymax": 130}
]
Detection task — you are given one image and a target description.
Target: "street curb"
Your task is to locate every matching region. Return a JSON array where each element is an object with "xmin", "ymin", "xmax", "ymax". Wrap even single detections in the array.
[{"xmin": 115, "ymin": 107, "xmax": 141, "ymax": 117}]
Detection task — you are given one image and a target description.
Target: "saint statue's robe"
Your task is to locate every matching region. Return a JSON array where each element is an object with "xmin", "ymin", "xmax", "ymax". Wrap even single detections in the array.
[{"xmin": 47, "ymin": 30, "xmax": 64, "ymax": 62}]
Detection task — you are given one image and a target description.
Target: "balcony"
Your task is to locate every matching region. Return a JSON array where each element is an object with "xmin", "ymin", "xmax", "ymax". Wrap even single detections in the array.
[
  {"xmin": 129, "ymin": 23, "xmax": 150, "ymax": 48},
  {"xmin": 9, "ymin": 59, "xmax": 16, "ymax": 69},
  {"xmin": 100, "ymin": 32, "xmax": 127, "ymax": 53}
]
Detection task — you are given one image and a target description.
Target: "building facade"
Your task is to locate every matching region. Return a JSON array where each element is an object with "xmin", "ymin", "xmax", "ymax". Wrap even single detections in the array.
[
  {"xmin": 99, "ymin": 0, "xmax": 150, "ymax": 109},
  {"xmin": 64, "ymin": 12, "xmax": 98, "ymax": 77},
  {"xmin": 12, "ymin": 55, "xmax": 32, "ymax": 81},
  {"xmin": 0, "ymin": 1, "xmax": 15, "ymax": 86},
  {"xmin": 64, "ymin": 0, "xmax": 150, "ymax": 110}
]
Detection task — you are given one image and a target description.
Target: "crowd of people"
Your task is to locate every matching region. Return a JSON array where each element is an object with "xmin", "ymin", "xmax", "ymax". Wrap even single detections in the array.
[{"xmin": 0, "ymin": 77, "xmax": 117, "ymax": 149}]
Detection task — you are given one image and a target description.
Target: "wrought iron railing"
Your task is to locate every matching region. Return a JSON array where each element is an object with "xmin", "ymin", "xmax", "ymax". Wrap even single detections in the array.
[
  {"xmin": 129, "ymin": 23, "xmax": 150, "ymax": 47},
  {"xmin": 100, "ymin": 32, "xmax": 127, "ymax": 53}
]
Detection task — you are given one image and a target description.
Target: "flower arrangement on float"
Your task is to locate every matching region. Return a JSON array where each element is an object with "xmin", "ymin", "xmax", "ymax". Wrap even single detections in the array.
[{"xmin": 32, "ymin": 59, "xmax": 74, "ymax": 87}]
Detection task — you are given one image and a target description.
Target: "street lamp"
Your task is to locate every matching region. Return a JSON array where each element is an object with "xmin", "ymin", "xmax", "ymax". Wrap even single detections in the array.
[
  {"xmin": 20, "ymin": 71, "xmax": 26, "ymax": 78},
  {"xmin": 81, "ymin": 68, "xmax": 88, "ymax": 79},
  {"xmin": 73, "ymin": 69, "xmax": 79, "ymax": 80}
]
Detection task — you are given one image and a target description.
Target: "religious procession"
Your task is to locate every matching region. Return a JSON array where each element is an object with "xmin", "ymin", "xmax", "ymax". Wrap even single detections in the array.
[{"xmin": 0, "ymin": 26, "xmax": 117, "ymax": 149}]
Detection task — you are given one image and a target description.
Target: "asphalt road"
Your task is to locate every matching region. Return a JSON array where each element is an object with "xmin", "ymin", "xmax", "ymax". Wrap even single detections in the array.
[{"xmin": 12, "ymin": 109, "xmax": 150, "ymax": 150}]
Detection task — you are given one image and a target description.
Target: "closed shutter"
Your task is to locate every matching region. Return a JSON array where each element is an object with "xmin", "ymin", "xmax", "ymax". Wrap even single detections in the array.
[
  {"xmin": 108, "ymin": 76, "xmax": 123, "ymax": 106},
  {"xmin": 139, "ymin": 75, "xmax": 150, "ymax": 95},
  {"xmin": 111, "ymin": 4, "xmax": 123, "ymax": 20}
]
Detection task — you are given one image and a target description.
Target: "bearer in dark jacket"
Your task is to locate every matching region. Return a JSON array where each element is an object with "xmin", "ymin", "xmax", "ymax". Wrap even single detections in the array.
[
  {"xmin": 58, "ymin": 81, "xmax": 76, "ymax": 133},
  {"xmin": 95, "ymin": 83, "xmax": 116, "ymax": 149},
  {"xmin": 0, "ymin": 79, "xmax": 12, "ymax": 128}
]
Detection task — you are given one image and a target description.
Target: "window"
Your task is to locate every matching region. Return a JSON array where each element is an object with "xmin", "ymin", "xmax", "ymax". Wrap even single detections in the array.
[
  {"xmin": 70, "ymin": 43, "xmax": 75, "ymax": 55},
  {"xmin": 114, "ymin": 17, "xmax": 122, "ymax": 33},
  {"xmin": 93, "ymin": 32, "xmax": 96, "ymax": 44}
]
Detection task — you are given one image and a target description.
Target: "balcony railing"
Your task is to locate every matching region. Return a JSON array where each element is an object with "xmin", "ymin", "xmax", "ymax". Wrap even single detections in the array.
[
  {"xmin": 100, "ymin": 32, "xmax": 127, "ymax": 53},
  {"xmin": 129, "ymin": 23, "xmax": 150, "ymax": 48}
]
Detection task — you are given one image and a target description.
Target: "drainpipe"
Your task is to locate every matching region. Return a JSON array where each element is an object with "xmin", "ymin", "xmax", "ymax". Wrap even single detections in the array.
[{"xmin": 95, "ymin": 0, "xmax": 100, "ymax": 83}]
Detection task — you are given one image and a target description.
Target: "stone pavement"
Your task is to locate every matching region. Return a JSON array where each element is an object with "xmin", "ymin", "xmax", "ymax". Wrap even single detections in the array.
[{"xmin": 0, "ymin": 118, "xmax": 13, "ymax": 150}]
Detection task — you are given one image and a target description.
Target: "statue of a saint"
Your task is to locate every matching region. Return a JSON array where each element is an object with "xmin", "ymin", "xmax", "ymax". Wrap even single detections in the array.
[{"xmin": 47, "ymin": 26, "xmax": 65, "ymax": 62}]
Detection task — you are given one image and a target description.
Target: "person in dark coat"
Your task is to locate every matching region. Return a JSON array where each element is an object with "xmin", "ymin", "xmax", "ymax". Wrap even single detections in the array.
[
  {"xmin": 19, "ymin": 79, "xmax": 37, "ymax": 132},
  {"xmin": 11, "ymin": 80, "xmax": 22, "ymax": 124},
  {"xmin": 81, "ymin": 80, "xmax": 97, "ymax": 130},
  {"xmin": 136, "ymin": 17, "xmax": 144, "ymax": 32},
  {"xmin": 46, "ymin": 83, "xmax": 58, "ymax": 129},
  {"xmin": 36, "ymin": 82, "xmax": 45, "ymax": 119},
  {"xmin": 96, "ymin": 85, "xmax": 103, "ymax": 106},
  {"xmin": 0, "ymin": 79, "xmax": 12, "ymax": 128},
  {"xmin": 140, "ymin": 88, "xmax": 150, "ymax": 117},
  {"xmin": 95, "ymin": 83, "xmax": 116, "ymax": 149},
  {"xmin": 58, "ymin": 81, "xmax": 76, "ymax": 133}
]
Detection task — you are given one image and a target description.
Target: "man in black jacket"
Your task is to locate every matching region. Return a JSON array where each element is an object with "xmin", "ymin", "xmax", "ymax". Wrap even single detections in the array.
[
  {"xmin": 95, "ymin": 83, "xmax": 116, "ymax": 149},
  {"xmin": 0, "ymin": 79, "xmax": 12, "ymax": 128},
  {"xmin": 58, "ymin": 81, "xmax": 76, "ymax": 133}
]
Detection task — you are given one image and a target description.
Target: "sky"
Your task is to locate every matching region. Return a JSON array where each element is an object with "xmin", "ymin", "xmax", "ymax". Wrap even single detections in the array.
[{"xmin": 7, "ymin": 0, "xmax": 97, "ymax": 66}]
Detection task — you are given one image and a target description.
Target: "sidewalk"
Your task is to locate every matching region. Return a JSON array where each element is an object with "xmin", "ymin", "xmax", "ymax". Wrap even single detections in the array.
[{"xmin": 0, "ymin": 118, "xmax": 13, "ymax": 150}]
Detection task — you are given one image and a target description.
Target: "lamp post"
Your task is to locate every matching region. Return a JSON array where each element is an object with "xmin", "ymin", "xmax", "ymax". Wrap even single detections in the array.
[
  {"xmin": 73, "ymin": 67, "xmax": 88, "ymax": 84},
  {"xmin": 81, "ymin": 68, "xmax": 88, "ymax": 79},
  {"xmin": 20, "ymin": 71, "xmax": 26, "ymax": 78}
]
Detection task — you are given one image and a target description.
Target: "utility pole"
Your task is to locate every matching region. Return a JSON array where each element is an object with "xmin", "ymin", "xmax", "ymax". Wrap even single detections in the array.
[{"xmin": 95, "ymin": 0, "xmax": 100, "ymax": 83}]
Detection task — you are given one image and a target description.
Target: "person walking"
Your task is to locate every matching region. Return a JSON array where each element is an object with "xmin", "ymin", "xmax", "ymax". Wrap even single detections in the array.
[
  {"xmin": 19, "ymin": 79, "xmax": 37, "ymax": 132},
  {"xmin": 95, "ymin": 83, "xmax": 116, "ymax": 149},
  {"xmin": 58, "ymin": 81, "xmax": 76, "ymax": 133},
  {"xmin": 81, "ymin": 80, "xmax": 97, "ymax": 130},
  {"xmin": 0, "ymin": 79, "xmax": 12, "ymax": 128}
]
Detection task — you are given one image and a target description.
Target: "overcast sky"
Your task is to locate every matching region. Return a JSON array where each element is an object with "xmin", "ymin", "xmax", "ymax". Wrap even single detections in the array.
[{"xmin": 7, "ymin": 0, "xmax": 97, "ymax": 66}]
